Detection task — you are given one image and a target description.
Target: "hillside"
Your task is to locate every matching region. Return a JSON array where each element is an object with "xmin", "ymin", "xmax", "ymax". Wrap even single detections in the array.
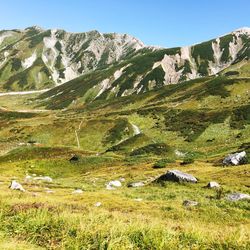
[
  {"xmin": 0, "ymin": 26, "xmax": 146, "ymax": 91},
  {"xmin": 35, "ymin": 27, "xmax": 250, "ymax": 109},
  {"xmin": 0, "ymin": 27, "xmax": 249, "ymax": 249}
]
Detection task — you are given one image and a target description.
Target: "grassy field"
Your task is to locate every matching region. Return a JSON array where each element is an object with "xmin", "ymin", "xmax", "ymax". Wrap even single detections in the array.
[
  {"xmin": 0, "ymin": 72, "xmax": 249, "ymax": 249},
  {"xmin": 0, "ymin": 150, "xmax": 249, "ymax": 249}
]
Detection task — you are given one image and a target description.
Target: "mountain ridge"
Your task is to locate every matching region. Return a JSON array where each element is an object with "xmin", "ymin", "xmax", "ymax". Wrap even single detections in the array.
[{"xmin": 0, "ymin": 26, "xmax": 250, "ymax": 109}]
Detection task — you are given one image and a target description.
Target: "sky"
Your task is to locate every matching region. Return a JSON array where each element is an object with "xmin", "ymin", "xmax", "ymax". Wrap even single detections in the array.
[{"xmin": 0, "ymin": 0, "xmax": 249, "ymax": 48}]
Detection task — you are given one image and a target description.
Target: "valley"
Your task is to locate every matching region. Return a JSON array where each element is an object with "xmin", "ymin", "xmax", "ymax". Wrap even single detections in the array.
[{"xmin": 0, "ymin": 26, "xmax": 249, "ymax": 249}]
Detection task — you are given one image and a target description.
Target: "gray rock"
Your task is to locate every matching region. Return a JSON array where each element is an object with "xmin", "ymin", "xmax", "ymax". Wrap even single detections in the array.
[
  {"xmin": 72, "ymin": 189, "xmax": 83, "ymax": 194},
  {"xmin": 155, "ymin": 170, "xmax": 197, "ymax": 183},
  {"xmin": 183, "ymin": 200, "xmax": 198, "ymax": 207},
  {"xmin": 226, "ymin": 193, "xmax": 250, "ymax": 201},
  {"xmin": 206, "ymin": 181, "xmax": 220, "ymax": 188},
  {"xmin": 223, "ymin": 151, "xmax": 247, "ymax": 166},
  {"xmin": 127, "ymin": 182, "xmax": 145, "ymax": 188},
  {"xmin": 106, "ymin": 180, "xmax": 122, "ymax": 190},
  {"xmin": 9, "ymin": 180, "xmax": 25, "ymax": 192},
  {"xmin": 33, "ymin": 176, "xmax": 53, "ymax": 182}
]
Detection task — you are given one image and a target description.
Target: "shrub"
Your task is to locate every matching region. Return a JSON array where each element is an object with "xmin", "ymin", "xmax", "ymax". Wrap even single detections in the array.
[
  {"xmin": 153, "ymin": 158, "xmax": 175, "ymax": 169},
  {"xmin": 181, "ymin": 157, "xmax": 194, "ymax": 165}
]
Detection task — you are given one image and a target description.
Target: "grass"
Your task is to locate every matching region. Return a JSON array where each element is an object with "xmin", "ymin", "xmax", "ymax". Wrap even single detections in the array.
[
  {"xmin": 0, "ymin": 59, "xmax": 250, "ymax": 248},
  {"xmin": 0, "ymin": 155, "xmax": 249, "ymax": 249}
]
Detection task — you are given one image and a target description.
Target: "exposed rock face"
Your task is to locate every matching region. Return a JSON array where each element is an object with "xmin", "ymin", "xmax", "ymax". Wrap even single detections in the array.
[
  {"xmin": 1, "ymin": 26, "xmax": 250, "ymax": 107},
  {"xmin": 9, "ymin": 180, "xmax": 25, "ymax": 192},
  {"xmin": 206, "ymin": 181, "xmax": 220, "ymax": 188},
  {"xmin": 223, "ymin": 151, "xmax": 247, "ymax": 166},
  {"xmin": 226, "ymin": 193, "xmax": 250, "ymax": 201},
  {"xmin": 155, "ymin": 170, "xmax": 198, "ymax": 183},
  {"xmin": 0, "ymin": 26, "xmax": 145, "ymax": 91}
]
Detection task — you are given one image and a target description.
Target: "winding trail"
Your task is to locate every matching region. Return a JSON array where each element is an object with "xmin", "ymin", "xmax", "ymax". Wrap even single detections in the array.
[{"xmin": 0, "ymin": 89, "xmax": 49, "ymax": 97}]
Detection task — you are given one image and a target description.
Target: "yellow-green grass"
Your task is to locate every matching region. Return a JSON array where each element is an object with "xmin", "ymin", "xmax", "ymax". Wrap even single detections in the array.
[{"xmin": 0, "ymin": 156, "xmax": 249, "ymax": 249}]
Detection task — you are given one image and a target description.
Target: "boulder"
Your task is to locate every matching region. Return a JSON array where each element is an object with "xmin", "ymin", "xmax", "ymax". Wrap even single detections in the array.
[
  {"xmin": 69, "ymin": 155, "xmax": 80, "ymax": 163},
  {"xmin": 226, "ymin": 193, "xmax": 250, "ymax": 201},
  {"xmin": 94, "ymin": 202, "xmax": 102, "ymax": 207},
  {"xmin": 9, "ymin": 180, "xmax": 25, "ymax": 192},
  {"xmin": 45, "ymin": 190, "xmax": 55, "ymax": 194},
  {"xmin": 206, "ymin": 181, "xmax": 220, "ymax": 188},
  {"xmin": 183, "ymin": 200, "xmax": 198, "ymax": 207},
  {"xmin": 223, "ymin": 151, "xmax": 247, "ymax": 166},
  {"xmin": 155, "ymin": 170, "xmax": 197, "ymax": 183},
  {"xmin": 106, "ymin": 180, "xmax": 122, "ymax": 190},
  {"xmin": 72, "ymin": 189, "xmax": 83, "ymax": 194},
  {"xmin": 127, "ymin": 182, "xmax": 145, "ymax": 188},
  {"xmin": 134, "ymin": 198, "xmax": 143, "ymax": 202},
  {"xmin": 33, "ymin": 176, "xmax": 53, "ymax": 182}
]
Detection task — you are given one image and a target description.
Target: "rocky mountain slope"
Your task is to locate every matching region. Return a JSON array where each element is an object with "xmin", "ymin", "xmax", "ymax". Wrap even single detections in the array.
[
  {"xmin": 1, "ymin": 26, "xmax": 250, "ymax": 108},
  {"xmin": 34, "ymin": 27, "xmax": 250, "ymax": 109},
  {"xmin": 0, "ymin": 26, "xmax": 146, "ymax": 91}
]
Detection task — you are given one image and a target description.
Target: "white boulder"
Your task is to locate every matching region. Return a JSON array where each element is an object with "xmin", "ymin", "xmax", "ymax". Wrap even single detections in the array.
[
  {"xmin": 9, "ymin": 180, "xmax": 25, "ymax": 192},
  {"xmin": 206, "ymin": 181, "xmax": 220, "ymax": 188},
  {"xmin": 106, "ymin": 180, "xmax": 122, "ymax": 190},
  {"xmin": 223, "ymin": 151, "xmax": 247, "ymax": 166},
  {"xmin": 227, "ymin": 193, "xmax": 250, "ymax": 201},
  {"xmin": 128, "ymin": 182, "xmax": 145, "ymax": 188},
  {"xmin": 183, "ymin": 200, "xmax": 198, "ymax": 207},
  {"xmin": 72, "ymin": 189, "xmax": 83, "ymax": 194},
  {"xmin": 94, "ymin": 202, "xmax": 102, "ymax": 207},
  {"xmin": 33, "ymin": 176, "xmax": 53, "ymax": 182}
]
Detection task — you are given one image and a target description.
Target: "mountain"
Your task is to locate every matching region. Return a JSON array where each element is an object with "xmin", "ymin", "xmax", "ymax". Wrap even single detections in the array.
[
  {"xmin": 35, "ymin": 27, "xmax": 250, "ymax": 109},
  {"xmin": 0, "ymin": 26, "xmax": 146, "ymax": 91},
  {"xmin": 1, "ymin": 27, "xmax": 250, "ymax": 100}
]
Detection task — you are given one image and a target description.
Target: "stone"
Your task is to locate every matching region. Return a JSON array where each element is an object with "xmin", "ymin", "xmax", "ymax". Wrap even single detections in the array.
[
  {"xmin": 72, "ymin": 189, "xmax": 83, "ymax": 194},
  {"xmin": 155, "ymin": 170, "xmax": 197, "ymax": 183},
  {"xmin": 134, "ymin": 198, "xmax": 143, "ymax": 202},
  {"xmin": 206, "ymin": 181, "xmax": 220, "ymax": 188},
  {"xmin": 226, "ymin": 193, "xmax": 250, "ymax": 201},
  {"xmin": 33, "ymin": 176, "xmax": 53, "ymax": 182},
  {"xmin": 69, "ymin": 155, "xmax": 80, "ymax": 162},
  {"xmin": 94, "ymin": 202, "xmax": 102, "ymax": 207},
  {"xmin": 223, "ymin": 151, "xmax": 247, "ymax": 166},
  {"xmin": 9, "ymin": 180, "xmax": 25, "ymax": 192},
  {"xmin": 183, "ymin": 200, "xmax": 198, "ymax": 207},
  {"xmin": 106, "ymin": 180, "xmax": 122, "ymax": 189},
  {"xmin": 45, "ymin": 190, "xmax": 55, "ymax": 194},
  {"xmin": 127, "ymin": 182, "xmax": 145, "ymax": 188}
]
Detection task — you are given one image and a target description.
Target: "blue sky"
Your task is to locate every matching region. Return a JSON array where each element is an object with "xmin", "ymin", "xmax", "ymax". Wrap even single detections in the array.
[{"xmin": 1, "ymin": 0, "xmax": 249, "ymax": 47}]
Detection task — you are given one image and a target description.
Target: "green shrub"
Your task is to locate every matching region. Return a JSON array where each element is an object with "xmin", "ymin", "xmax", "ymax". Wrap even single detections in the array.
[
  {"xmin": 181, "ymin": 157, "xmax": 194, "ymax": 165},
  {"xmin": 153, "ymin": 158, "xmax": 175, "ymax": 169}
]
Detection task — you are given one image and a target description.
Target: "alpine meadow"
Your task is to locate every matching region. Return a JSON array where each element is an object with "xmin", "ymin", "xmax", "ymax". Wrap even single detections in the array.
[{"xmin": 0, "ymin": 6, "xmax": 250, "ymax": 250}]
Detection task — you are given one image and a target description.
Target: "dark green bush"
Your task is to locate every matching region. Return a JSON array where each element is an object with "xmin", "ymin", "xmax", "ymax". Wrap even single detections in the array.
[{"xmin": 153, "ymin": 158, "xmax": 175, "ymax": 168}]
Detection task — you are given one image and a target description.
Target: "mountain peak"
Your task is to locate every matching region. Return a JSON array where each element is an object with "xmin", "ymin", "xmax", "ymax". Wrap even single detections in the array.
[{"xmin": 233, "ymin": 27, "xmax": 250, "ymax": 34}]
